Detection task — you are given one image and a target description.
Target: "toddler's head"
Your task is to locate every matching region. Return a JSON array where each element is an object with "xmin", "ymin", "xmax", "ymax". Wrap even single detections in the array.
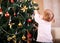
[{"xmin": 43, "ymin": 9, "xmax": 54, "ymax": 22}]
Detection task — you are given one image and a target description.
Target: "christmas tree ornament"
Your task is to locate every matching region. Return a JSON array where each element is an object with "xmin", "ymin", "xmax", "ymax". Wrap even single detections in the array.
[
  {"xmin": 12, "ymin": 35, "xmax": 16, "ymax": 38},
  {"xmin": 13, "ymin": 39, "xmax": 16, "ymax": 43},
  {"xmin": 27, "ymin": 30, "xmax": 32, "ymax": 38},
  {"xmin": 27, "ymin": 18, "xmax": 32, "ymax": 23},
  {"xmin": 0, "ymin": 7, "xmax": 3, "ymax": 14},
  {"xmin": 18, "ymin": 22, "xmax": 22, "ymax": 27},
  {"xmin": 7, "ymin": 37, "xmax": 12, "ymax": 41},
  {"xmin": 27, "ymin": 32, "xmax": 32, "ymax": 38},
  {"xmin": 34, "ymin": 6, "xmax": 38, "ymax": 10},
  {"xmin": 9, "ymin": 0, "xmax": 14, "ymax": 3},
  {"xmin": 22, "ymin": 35, "xmax": 26, "ymax": 40},
  {"xmin": 8, "ymin": 23, "xmax": 15, "ymax": 29},
  {"xmin": 12, "ymin": 35, "xmax": 16, "ymax": 43},
  {"xmin": 21, "ymin": 6, "xmax": 28, "ymax": 12},
  {"xmin": 7, "ymin": 35, "xmax": 16, "ymax": 42},
  {"xmin": 5, "ymin": 12, "xmax": 10, "ymax": 17}
]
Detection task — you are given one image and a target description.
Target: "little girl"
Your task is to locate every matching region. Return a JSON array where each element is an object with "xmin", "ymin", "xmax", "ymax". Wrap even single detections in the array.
[{"xmin": 34, "ymin": 9, "xmax": 55, "ymax": 43}]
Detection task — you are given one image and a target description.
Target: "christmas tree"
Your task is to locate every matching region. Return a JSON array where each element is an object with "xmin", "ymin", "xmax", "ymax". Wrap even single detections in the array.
[{"xmin": 0, "ymin": 0, "xmax": 38, "ymax": 43}]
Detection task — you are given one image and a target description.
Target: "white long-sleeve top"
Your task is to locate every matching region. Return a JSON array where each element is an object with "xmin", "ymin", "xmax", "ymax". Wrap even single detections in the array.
[{"xmin": 34, "ymin": 10, "xmax": 53, "ymax": 42}]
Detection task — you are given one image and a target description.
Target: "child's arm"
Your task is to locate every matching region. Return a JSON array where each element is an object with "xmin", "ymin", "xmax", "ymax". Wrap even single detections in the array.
[
  {"xmin": 34, "ymin": 10, "xmax": 41, "ymax": 23},
  {"xmin": 34, "ymin": 10, "xmax": 40, "ymax": 15}
]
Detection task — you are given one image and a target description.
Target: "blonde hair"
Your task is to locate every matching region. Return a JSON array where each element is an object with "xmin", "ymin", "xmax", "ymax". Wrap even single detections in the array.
[{"xmin": 43, "ymin": 9, "xmax": 54, "ymax": 22}]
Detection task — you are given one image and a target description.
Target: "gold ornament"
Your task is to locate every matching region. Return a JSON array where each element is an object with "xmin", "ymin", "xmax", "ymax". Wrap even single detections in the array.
[
  {"xmin": 12, "ymin": 35, "xmax": 16, "ymax": 43},
  {"xmin": 21, "ymin": 6, "xmax": 28, "ymax": 12},
  {"xmin": 7, "ymin": 35, "xmax": 16, "ymax": 42},
  {"xmin": 18, "ymin": 22, "xmax": 22, "ymax": 27},
  {"xmin": 22, "ymin": 35, "xmax": 26, "ymax": 40},
  {"xmin": 12, "ymin": 35, "xmax": 16, "ymax": 38},
  {"xmin": 13, "ymin": 39, "xmax": 16, "ymax": 43},
  {"xmin": 7, "ymin": 37, "xmax": 12, "ymax": 41},
  {"xmin": 8, "ymin": 23, "xmax": 15, "ymax": 29},
  {"xmin": 34, "ymin": 6, "xmax": 38, "ymax": 10}
]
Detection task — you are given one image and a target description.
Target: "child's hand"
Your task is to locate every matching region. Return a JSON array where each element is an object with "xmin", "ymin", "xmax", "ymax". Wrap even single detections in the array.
[
  {"xmin": 34, "ymin": 10, "xmax": 40, "ymax": 15},
  {"xmin": 34, "ymin": 10, "xmax": 38, "ymax": 14}
]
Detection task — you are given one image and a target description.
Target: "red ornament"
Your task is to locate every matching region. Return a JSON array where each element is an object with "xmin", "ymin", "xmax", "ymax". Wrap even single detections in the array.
[
  {"xmin": 0, "ymin": 7, "xmax": 3, "ymax": 14},
  {"xmin": 5, "ymin": 12, "xmax": 10, "ymax": 17},
  {"xmin": 27, "ymin": 32, "xmax": 32, "ymax": 38},
  {"xmin": 9, "ymin": 0, "xmax": 14, "ymax": 3},
  {"xmin": 27, "ymin": 18, "xmax": 32, "ymax": 23}
]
